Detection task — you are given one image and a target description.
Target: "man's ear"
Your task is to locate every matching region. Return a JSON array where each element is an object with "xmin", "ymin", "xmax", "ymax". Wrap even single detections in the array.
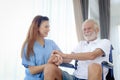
[{"xmin": 95, "ymin": 27, "xmax": 99, "ymax": 33}]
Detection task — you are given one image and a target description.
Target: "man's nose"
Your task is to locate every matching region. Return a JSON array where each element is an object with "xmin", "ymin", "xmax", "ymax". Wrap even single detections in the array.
[{"xmin": 84, "ymin": 29, "xmax": 89, "ymax": 33}]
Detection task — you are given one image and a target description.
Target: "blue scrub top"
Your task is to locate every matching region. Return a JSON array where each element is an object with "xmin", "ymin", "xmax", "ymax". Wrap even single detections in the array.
[{"xmin": 22, "ymin": 39, "xmax": 60, "ymax": 80}]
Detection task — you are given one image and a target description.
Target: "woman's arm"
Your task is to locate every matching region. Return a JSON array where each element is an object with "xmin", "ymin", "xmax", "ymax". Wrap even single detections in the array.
[
  {"xmin": 28, "ymin": 54, "xmax": 59, "ymax": 75},
  {"xmin": 28, "ymin": 64, "xmax": 46, "ymax": 75}
]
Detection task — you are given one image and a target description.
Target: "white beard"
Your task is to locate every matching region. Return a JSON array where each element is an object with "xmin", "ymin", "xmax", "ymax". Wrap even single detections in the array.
[{"xmin": 83, "ymin": 31, "xmax": 97, "ymax": 41}]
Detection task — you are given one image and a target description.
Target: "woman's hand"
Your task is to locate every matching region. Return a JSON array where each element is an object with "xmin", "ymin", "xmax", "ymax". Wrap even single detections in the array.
[{"xmin": 54, "ymin": 54, "xmax": 63, "ymax": 65}]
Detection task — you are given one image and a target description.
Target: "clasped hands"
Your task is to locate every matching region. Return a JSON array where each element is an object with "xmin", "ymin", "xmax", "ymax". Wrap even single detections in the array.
[{"xmin": 48, "ymin": 50, "xmax": 64, "ymax": 66}]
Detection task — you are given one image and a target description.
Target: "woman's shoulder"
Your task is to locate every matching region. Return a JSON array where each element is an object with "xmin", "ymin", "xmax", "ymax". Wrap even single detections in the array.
[{"xmin": 45, "ymin": 39, "xmax": 55, "ymax": 43}]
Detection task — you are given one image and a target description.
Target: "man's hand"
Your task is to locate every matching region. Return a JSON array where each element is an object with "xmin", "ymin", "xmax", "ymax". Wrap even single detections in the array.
[
  {"xmin": 51, "ymin": 50, "xmax": 72, "ymax": 63},
  {"xmin": 48, "ymin": 53, "xmax": 63, "ymax": 66},
  {"xmin": 52, "ymin": 50, "xmax": 65, "ymax": 58}
]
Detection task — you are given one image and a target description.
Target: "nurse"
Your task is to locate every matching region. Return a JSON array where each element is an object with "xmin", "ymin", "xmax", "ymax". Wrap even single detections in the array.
[{"xmin": 21, "ymin": 15, "xmax": 62, "ymax": 80}]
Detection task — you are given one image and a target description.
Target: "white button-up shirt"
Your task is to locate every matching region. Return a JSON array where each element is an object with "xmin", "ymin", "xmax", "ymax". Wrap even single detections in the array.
[{"xmin": 72, "ymin": 38, "xmax": 111, "ymax": 79}]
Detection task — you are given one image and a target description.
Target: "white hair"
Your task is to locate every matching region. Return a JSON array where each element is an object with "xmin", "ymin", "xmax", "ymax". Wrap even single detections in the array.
[{"xmin": 82, "ymin": 19, "xmax": 100, "ymax": 31}]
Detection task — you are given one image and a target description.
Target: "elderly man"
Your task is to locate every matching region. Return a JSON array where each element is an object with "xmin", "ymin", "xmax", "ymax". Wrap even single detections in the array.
[{"xmin": 44, "ymin": 19, "xmax": 111, "ymax": 80}]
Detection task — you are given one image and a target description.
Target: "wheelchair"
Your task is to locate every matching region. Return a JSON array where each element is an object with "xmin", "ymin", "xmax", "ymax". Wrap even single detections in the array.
[{"xmin": 60, "ymin": 45, "xmax": 115, "ymax": 80}]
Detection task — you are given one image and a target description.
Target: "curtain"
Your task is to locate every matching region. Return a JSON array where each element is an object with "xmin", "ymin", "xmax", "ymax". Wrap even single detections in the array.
[
  {"xmin": 39, "ymin": 0, "xmax": 78, "ymax": 52},
  {"xmin": 73, "ymin": 0, "xmax": 84, "ymax": 41},
  {"xmin": 72, "ymin": 0, "xmax": 89, "ymax": 41},
  {"xmin": 80, "ymin": 0, "xmax": 89, "ymax": 21},
  {"xmin": 99, "ymin": 0, "xmax": 110, "ymax": 39}
]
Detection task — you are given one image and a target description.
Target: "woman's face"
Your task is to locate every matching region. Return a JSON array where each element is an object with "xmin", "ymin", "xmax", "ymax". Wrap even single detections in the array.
[{"xmin": 38, "ymin": 21, "xmax": 50, "ymax": 37}]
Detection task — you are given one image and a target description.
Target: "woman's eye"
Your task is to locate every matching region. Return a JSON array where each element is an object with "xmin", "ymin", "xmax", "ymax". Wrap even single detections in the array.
[{"xmin": 45, "ymin": 25, "xmax": 49, "ymax": 28}]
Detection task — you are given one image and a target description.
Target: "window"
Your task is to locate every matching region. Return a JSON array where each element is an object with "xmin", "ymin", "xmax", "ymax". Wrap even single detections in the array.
[{"xmin": 0, "ymin": 0, "xmax": 77, "ymax": 79}]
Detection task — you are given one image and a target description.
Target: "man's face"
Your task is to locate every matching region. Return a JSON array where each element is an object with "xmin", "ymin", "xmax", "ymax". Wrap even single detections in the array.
[{"xmin": 83, "ymin": 22, "xmax": 98, "ymax": 41}]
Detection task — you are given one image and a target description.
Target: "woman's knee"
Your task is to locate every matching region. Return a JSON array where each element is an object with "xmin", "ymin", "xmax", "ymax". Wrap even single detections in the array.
[
  {"xmin": 44, "ymin": 63, "xmax": 61, "ymax": 75},
  {"xmin": 44, "ymin": 63, "xmax": 57, "ymax": 73},
  {"xmin": 44, "ymin": 63, "xmax": 62, "ymax": 80}
]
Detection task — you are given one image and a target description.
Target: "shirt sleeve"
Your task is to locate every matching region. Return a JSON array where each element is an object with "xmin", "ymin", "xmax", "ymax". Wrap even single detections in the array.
[
  {"xmin": 22, "ymin": 44, "xmax": 36, "ymax": 68},
  {"xmin": 51, "ymin": 40, "xmax": 61, "ymax": 51},
  {"xmin": 97, "ymin": 39, "xmax": 111, "ymax": 56}
]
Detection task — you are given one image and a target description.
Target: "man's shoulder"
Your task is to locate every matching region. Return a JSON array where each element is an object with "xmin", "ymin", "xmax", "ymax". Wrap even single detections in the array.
[
  {"xmin": 76, "ymin": 40, "xmax": 87, "ymax": 47},
  {"xmin": 98, "ymin": 39, "xmax": 111, "ymax": 46},
  {"xmin": 101, "ymin": 39, "xmax": 110, "ymax": 41},
  {"xmin": 79, "ymin": 40, "xmax": 86, "ymax": 43},
  {"xmin": 78, "ymin": 40, "xmax": 86, "ymax": 44},
  {"xmin": 100, "ymin": 39, "xmax": 111, "ymax": 43}
]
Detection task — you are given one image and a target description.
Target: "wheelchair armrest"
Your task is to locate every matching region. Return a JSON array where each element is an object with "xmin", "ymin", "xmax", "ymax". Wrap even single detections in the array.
[
  {"xmin": 60, "ymin": 63, "xmax": 75, "ymax": 69},
  {"xmin": 102, "ymin": 61, "xmax": 113, "ymax": 69}
]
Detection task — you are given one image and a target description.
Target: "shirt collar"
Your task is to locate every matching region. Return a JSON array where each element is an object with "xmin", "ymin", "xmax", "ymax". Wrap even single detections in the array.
[{"xmin": 85, "ymin": 38, "xmax": 100, "ymax": 44}]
